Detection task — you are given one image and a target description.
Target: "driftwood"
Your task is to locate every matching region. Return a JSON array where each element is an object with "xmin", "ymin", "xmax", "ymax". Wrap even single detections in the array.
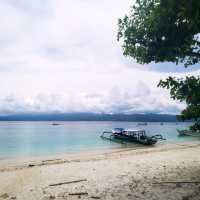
[
  {"xmin": 91, "ymin": 196, "xmax": 101, "ymax": 199},
  {"xmin": 69, "ymin": 192, "xmax": 88, "ymax": 195},
  {"xmin": 49, "ymin": 179, "xmax": 87, "ymax": 187},
  {"xmin": 153, "ymin": 181, "xmax": 200, "ymax": 184},
  {"xmin": 28, "ymin": 164, "xmax": 35, "ymax": 167},
  {"xmin": 42, "ymin": 159, "xmax": 61, "ymax": 162}
]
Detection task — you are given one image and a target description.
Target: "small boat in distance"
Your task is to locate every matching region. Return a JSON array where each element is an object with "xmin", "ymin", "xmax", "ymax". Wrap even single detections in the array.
[
  {"xmin": 101, "ymin": 128, "xmax": 165, "ymax": 145},
  {"xmin": 137, "ymin": 122, "xmax": 148, "ymax": 126},
  {"xmin": 52, "ymin": 123, "xmax": 60, "ymax": 126},
  {"xmin": 177, "ymin": 129, "xmax": 200, "ymax": 137}
]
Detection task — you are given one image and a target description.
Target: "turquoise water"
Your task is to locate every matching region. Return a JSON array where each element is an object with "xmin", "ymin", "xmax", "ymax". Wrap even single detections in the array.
[{"xmin": 0, "ymin": 121, "xmax": 198, "ymax": 159}]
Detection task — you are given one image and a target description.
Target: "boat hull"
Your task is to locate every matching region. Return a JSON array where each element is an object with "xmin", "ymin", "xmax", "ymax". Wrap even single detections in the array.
[
  {"xmin": 113, "ymin": 135, "xmax": 157, "ymax": 145},
  {"xmin": 177, "ymin": 129, "xmax": 200, "ymax": 137}
]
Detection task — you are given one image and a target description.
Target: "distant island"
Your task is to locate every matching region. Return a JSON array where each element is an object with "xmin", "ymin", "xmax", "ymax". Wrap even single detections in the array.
[{"xmin": 0, "ymin": 113, "xmax": 185, "ymax": 122}]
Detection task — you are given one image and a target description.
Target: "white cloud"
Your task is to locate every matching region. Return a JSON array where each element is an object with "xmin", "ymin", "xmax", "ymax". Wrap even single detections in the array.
[
  {"xmin": 0, "ymin": 0, "xmax": 196, "ymax": 115},
  {"xmin": 0, "ymin": 80, "xmax": 185, "ymax": 115}
]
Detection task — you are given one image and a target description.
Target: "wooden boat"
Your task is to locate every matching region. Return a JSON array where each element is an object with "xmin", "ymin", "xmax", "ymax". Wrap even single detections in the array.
[
  {"xmin": 137, "ymin": 122, "xmax": 148, "ymax": 126},
  {"xmin": 101, "ymin": 128, "xmax": 165, "ymax": 145},
  {"xmin": 52, "ymin": 123, "xmax": 60, "ymax": 126},
  {"xmin": 177, "ymin": 129, "xmax": 200, "ymax": 137}
]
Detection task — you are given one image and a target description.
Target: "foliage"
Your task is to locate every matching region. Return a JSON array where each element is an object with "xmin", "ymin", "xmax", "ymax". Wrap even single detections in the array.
[
  {"xmin": 118, "ymin": 0, "xmax": 200, "ymax": 67},
  {"xmin": 118, "ymin": 0, "xmax": 200, "ymax": 131},
  {"xmin": 189, "ymin": 120, "xmax": 200, "ymax": 132},
  {"xmin": 158, "ymin": 76, "xmax": 200, "ymax": 131}
]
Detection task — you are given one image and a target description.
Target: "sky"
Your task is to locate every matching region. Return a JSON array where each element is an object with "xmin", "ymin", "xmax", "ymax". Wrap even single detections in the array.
[{"xmin": 0, "ymin": 0, "xmax": 199, "ymax": 115}]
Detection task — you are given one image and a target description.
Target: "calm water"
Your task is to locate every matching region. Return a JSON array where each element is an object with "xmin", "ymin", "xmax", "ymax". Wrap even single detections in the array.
[{"xmin": 0, "ymin": 121, "xmax": 198, "ymax": 159}]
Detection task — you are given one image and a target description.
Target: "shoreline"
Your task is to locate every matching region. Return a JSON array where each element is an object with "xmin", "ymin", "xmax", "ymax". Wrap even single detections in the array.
[
  {"xmin": 1, "ymin": 140, "xmax": 200, "ymax": 199},
  {"xmin": 1, "ymin": 140, "xmax": 199, "ymax": 172}
]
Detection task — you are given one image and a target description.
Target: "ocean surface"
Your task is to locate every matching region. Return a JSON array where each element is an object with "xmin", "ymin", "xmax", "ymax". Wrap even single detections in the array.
[{"xmin": 0, "ymin": 121, "xmax": 198, "ymax": 159}]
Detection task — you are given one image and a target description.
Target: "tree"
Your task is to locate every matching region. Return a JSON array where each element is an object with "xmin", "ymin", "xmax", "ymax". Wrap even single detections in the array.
[
  {"xmin": 118, "ymin": 0, "xmax": 200, "ymax": 67},
  {"xmin": 118, "ymin": 0, "xmax": 200, "ymax": 131},
  {"xmin": 158, "ymin": 76, "xmax": 200, "ymax": 131}
]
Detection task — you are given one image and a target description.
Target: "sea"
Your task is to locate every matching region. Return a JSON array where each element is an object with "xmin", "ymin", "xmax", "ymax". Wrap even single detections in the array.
[{"xmin": 0, "ymin": 121, "xmax": 198, "ymax": 159}]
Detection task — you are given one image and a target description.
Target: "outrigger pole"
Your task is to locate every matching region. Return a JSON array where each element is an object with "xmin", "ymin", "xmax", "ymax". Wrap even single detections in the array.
[
  {"xmin": 100, "ymin": 131, "xmax": 113, "ymax": 140},
  {"xmin": 100, "ymin": 131, "xmax": 126, "ymax": 144}
]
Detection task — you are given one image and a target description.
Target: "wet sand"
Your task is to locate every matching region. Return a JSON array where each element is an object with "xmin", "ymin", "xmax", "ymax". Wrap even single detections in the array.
[{"xmin": 0, "ymin": 141, "xmax": 200, "ymax": 200}]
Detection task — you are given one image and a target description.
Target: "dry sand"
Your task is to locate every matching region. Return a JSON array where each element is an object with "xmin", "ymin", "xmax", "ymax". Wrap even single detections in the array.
[{"xmin": 0, "ymin": 142, "xmax": 200, "ymax": 200}]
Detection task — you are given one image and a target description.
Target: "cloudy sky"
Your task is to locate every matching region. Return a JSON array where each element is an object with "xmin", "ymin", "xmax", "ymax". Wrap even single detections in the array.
[{"xmin": 0, "ymin": 0, "xmax": 199, "ymax": 115}]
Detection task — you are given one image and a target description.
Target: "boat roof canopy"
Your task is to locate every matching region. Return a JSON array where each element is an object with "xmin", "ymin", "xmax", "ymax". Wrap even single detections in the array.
[
  {"xmin": 124, "ymin": 129, "xmax": 145, "ymax": 132},
  {"xmin": 112, "ymin": 128, "xmax": 124, "ymax": 133},
  {"xmin": 112, "ymin": 128, "xmax": 145, "ymax": 133}
]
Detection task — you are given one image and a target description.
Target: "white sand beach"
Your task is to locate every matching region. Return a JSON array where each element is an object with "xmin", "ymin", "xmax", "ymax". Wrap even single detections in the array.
[{"xmin": 0, "ymin": 142, "xmax": 200, "ymax": 200}]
